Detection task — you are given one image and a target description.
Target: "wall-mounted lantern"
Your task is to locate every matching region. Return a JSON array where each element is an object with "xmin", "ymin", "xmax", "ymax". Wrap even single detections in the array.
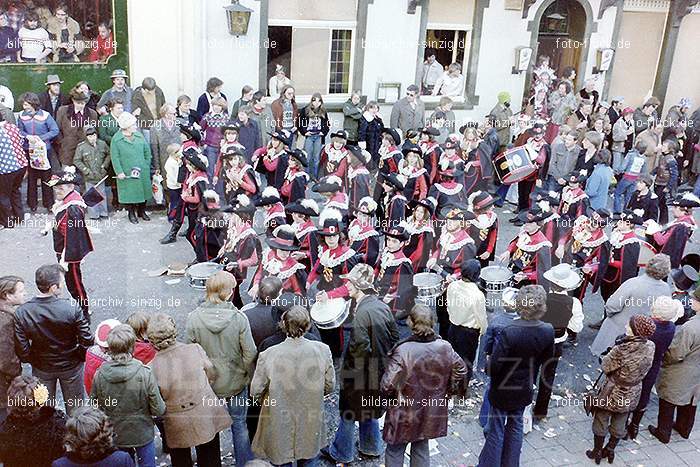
[
  {"xmin": 512, "ymin": 46, "xmax": 533, "ymax": 74},
  {"xmin": 592, "ymin": 48, "xmax": 614, "ymax": 74},
  {"xmin": 224, "ymin": 0, "xmax": 253, "ymax": 36}
]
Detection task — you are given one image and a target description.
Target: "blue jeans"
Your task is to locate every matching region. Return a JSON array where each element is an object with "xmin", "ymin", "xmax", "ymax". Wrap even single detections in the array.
[
  {"xmin": 612, "ymin": 151, "xmax": 625, "ymax": 174},
  {"xmin": 277, "ymin": 456, "xmax": 319, "ymax": 467},
  {"xmin": 694, "ymin": 175, "xmax": 700, "ymax": 197},
  {"xmin": 225, "ymin": 387, "xmax": 254, "ymax": 466},
  {"xmin": 613, "ymin": 177, "xmax": 636, "ymax": 213},
  {"xmin": 477, "ymin": 405, "xmax": 524, "ymax": 467},
  {"xmin": 122, "ymin": 439, "xmax": 156, "ymax": 467},
  {"xmin": 304, "ymin": 134, "xmax": 322, "ymax": 179},
  {"xmin": 545, "ymin": 175, "xmax": 565, "ymax": 194},
  {"xmin": 329, "ymin": 417, "xmax": 383, "ymax": 462},
  {"xmin": 479, "ymin": 383, "xmax": 490, "ymax": 430}
]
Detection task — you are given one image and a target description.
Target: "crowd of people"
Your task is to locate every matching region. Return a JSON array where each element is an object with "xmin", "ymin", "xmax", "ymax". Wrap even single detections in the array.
[{"xmin": 1, "ymin": 52, "xmax": 700, "ymax": 467}]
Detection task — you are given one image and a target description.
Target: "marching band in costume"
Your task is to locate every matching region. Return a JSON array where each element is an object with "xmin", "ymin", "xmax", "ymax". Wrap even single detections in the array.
[
  {"xmin": 253, "ymin": 129, "xmax": 291, "ymax": 189},
  {"xmin": 376, "ymin": 226, "xmax": 415, "ymax": 318},
  {"xmin": 348, "ymin": 197, "xmax": 381, "ymax": 267},
  {"xmin": 468, "ymin": 191, "xmax": 499, "ymax": 267},
  {"xmin": 218, "ymin": 146, "xmax": 259, "ymax": 204},
  {"xmin": 398, "ymin": 143, "xmax": 428, "ymax": 202},
  {"xmin": 255, "ymin": 187, "xmax": 287, "ymax": 236},
  {"xmin": 286, "ymin": 198, "xmax": 320, "ymax": 271},
  {"xmin": 319, "ymin": 130, "xmax": 350, "ymax": 185},
  {"xmin": 646, "ymin": 192, "xmax": 700, "ymax": 268},
  {"xmin": 403, "ymin": 197, "xmax": 436, "ymax": 272},
  {"xmin": 347, "ymin": 145, "xmax": 372, "ymax": 215},
  {"xmin": 279, "ymin": 148, "xmax": 310, "ymax": 204},
  {"xmin": 250, "ymin": 225, "xmax": 308, "ymax": 296},
  {"xmin": 500, "ymin": 208, "xmax": 553, "ymax": 290},
  {"xmin": 193, "ymin": 190, "xmax": 226, "ymax": 263},
  {"xmin": 181, "ymin": 148, "xmax": 210, "ymax": 260},
  {"xmin": 419, "ymin": 127, "xmax": 442, "ymax": 184},
  {"xmin": 380, "ymin": 173, "xmax": 407, "ymax": 229}
]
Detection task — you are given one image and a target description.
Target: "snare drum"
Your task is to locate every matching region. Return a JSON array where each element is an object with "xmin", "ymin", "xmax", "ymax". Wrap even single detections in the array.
[
  {"xmin": 480, "ymin": 265, "xmax": 514, "ymax": 293},
  {"xmin": 493, "ymin": 145, "xmax": 538, "ymax": 185},
  {"xmin": 637, "ymin": 240, "xmax": 658, "ymax": 267},
  {"xmin": 413, "ymin": 272, "xmax": 444, "ymax": 301},
  {"xmin": 310, "ymin": 298, "xmax": 349, "ymax": 329},
  {"xmin": 186, "ymin": 262, "xmax": 225, "ymax": 289}
]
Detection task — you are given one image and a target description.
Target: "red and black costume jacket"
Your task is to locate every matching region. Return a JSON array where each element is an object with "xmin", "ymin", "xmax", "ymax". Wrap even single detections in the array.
[
  {"xmin": 348, "ymin": 218, "xmax": 380, "ymax": 267},
  {"xmin": 462, "ymin": 148, "xmax": 484, "ymax": 197},
  {"xmin": 650, "ymin": 214, "xmax": 696, "ymax": 268},
  {"xmin": 430, "ymin": 229, "xmax": 477, "ymax": 280},
  {"xmin": 523, "ymin": 138, "xmax": 550, "ymax": 182},
  {"xmin": 280, "ymin": 166, "xmax": 309, "ymax": 204},
  {"xmin": 559, "ymin": 187, "xmax": 589, "ymax": 224},
  {"xmin": 320, "ymin": 145, "xmax": 349, "ymax": 187},
  {"xmin": 540, "ymin": 212, "xmax": 565, "ymax": 265},
  {"xmin": 376, "ymin": 250, "xmax": 415, "ymax": 316},
  {"xmin": 222, "ymin": 164, "xmax": 258, "ymax": 203},
  {"xmin": 307, "ymin": 245, "xmax": 358, "ymax": 299},
  {"xmin": 506, "ymin": 230, "xmax": 552, "ymax": 288},
  {"xmin": 468, "ymin": 211, "xmax": 498, "ymax": 262},
  {"xmin": 53, "ymin": 190, "xmax": 93, "ymax": 263},
  {"xmin": 400, "ymin": 164, "xmax": 428, "ymax": 201},
  {"xmin": 378, "ymin": 145, "xmax": 402, "ymax": 176},
  {"xmin": 252, "ymin": 249, "xmax": 307, "ymax": 295},
  {"xmin": 293, "ymin": 220, "xmax": 319, "ymax": 271},
  {"xmin": 253, "ymin": 146, "xmax": 289, "ymax": 189},
  {"xmin": 420, "ymin": 140, "xmax": 442, "ymax": 184},
  {"xmin": 428, "ymin": 180, "xmax": 466, "ymax": 215},
  {"xmin": 219, "ymin": 222, "xmax": 261, "ymax": 284},
  {"xmin": 214, "ymin": 142, "xmax": 246, "ymax": 178},
  {"xmin": 403, "ymin": 221, "xmax": 435, "ymax": 272},
  {"xmin": 194, "ymin": 210, "xmax": 227, "ymax": 262},
  {"xmin": 383, "ymin": 192, "xmax": 407, "ymax": 229},
  {"xmin": 181, "ymin": 169, "xmax": 208, "ymax": 209},
  {"xmin": 562, "ymin": 218, "xmax": 607, "ymax": 299},
  {"xmin": 263, "ymin": 202, "xmax": 286, "ymax": 235},
  {"xmin": 592, "ymin": 230, "xmax": 641, "ymax": 294},
  {"xmin": 348, "ymin": 166, "xmax": 371, "ymax": 214}
]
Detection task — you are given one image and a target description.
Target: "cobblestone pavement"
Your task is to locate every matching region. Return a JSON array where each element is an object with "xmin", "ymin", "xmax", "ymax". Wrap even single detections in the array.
[{"xmin": 3, "ymin": 202, "xmax": 700, "ymax": 466}]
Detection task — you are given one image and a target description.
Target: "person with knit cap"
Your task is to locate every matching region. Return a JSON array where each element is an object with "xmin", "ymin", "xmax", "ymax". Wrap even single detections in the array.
[
  {"xmin": 488, "ymin": 91, "xmax": 513, "ymax": 149},
  {"xmin": 587, "ymin": 315, "xmax": 655, "ymax": 464},
  {"xmin": 626, "ymin": 296, "xmax": 681, "ymax": 440},
  {"xmin": 651, "ymin": 285, "xmax": 700, "ymax": 443},
  {"xmin": 446, "ymin": 258, "xmax": 487, "ymax": 389}
]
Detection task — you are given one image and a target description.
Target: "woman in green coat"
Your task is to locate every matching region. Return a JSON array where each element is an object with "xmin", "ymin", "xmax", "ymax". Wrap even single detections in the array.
[{"xmin": 111, "ymin": 112, "xmax": 153, "ymax": 224}]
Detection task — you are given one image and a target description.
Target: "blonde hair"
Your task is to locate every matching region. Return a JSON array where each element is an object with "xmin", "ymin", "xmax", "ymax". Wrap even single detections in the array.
[
  {"xmin": 107, "ymin": 325, "xmax": 136, "ymax": 363},
  {"xmin": 205, "ymin": 271, "xmax": 237, "ymax": 304},
  {"xmin": 210, "ymin": 96, "xmax": 228, "ymax": 112},
  {"xmin": 126, "ymin": 311, "xmax": 150, "ymax": 341},
  {"xmin": 166, "ymin": 143, "xmax": 181, "ymax": 156}
]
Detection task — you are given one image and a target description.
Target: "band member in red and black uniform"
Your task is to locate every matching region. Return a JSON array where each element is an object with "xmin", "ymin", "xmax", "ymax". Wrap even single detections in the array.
[
  {"xmin": 590, "ymin": 210, "xmax": 643, "ymax": 328},
  {"xmin": 308, "ymin": 208, "xmax": 359, "ymax": 358},
  {"xmin": 312, "ymin": 175, "xmax": 349, "ymax": 223},
  {"xmin": 671, "ymin": 263, "xmax": 699, "ymax": 326},
  {"xmin": 181, "ymin": 148, "xmax": 210, "ymax": 258},
  {"xmin": 218, "ymin": 194, "xmax": 261, "ymax": 308},
  {"xmin": 250, "ymin": 225, "xmax": 307, "ymax": 296},
  {"xmin": 255, "ymin": 186, "xmax": 286, "ymax": 236},
  {"xmin": 498, "ymin": 208, "xmax": 553, "ymax": 290},
  {"xmin": 427, "ymin": 206, "xmax": 477, "ymax": 338},
  {"xmin": 279, "ymin": 148, "xmax": 309, "ymax": 204},
  {"xmin": 467, "ymin": 191, "xmax": 498, "ymax": 268},
  {"xmin": 526, "ymin": 190, "xmax": 564, "ymax": 265},
  {"xmin": 518, "ymin": 123, "xmax": 550, "ymax": 213},
  {"xmin": 627, "ymin": 175, "xmax": 659, "ymax": 222},
  {"xmin": 376, "ymin": 226, "xmax": 415, "ymax": 318},
  {"xmin": 428, "ymin": 162, "xmax": 466, "ymax": 217},
  {"xmin": 561, "ymin": 208, "xmax": 610, "ymax": 302},
  {"xmin": 378, "ymin": 128, "xmax": 403, "ymax": 175},
  {"xmin": 253, "ymin": 129, "xmax": 291, "ymax": 189},
  {"xmin": 217, "ymin": 146, "xmax": 259, "ymax": 204},
  {"xmin": 347, "ymin": 145, "xmax": 372, "ymax": 216},
  {"xmin": 399, "ymin": 143, "xmax": 428, "ymax": 202},
  {"xmin": 419, "ymin": 126, "xmax": 442, "ymax": 184},
  {"xmin": 47, "ymin": 167, "xmax": 94, "ymax": 320},
  {"xmin": 319, "ymin": 129, "xmax": 350, "ymax": 186},
  {"xmin": 404, "ymin": 197, "xmax": 436, "ymax": 272},
  {"xmin": 461, "ymin": 123, "xmax": 486, "ymax": 196},
  {"xmin": 286, "ymin": 198, "xmax": 320, "ymax": 271},
  {"xmin": 348, "ymin": 197, "xmax": 381, "ymax": 267},
  {"xmin": 194, "ymin": 190, "xmax": 227, "ymax": 263},
  {"xmin": 646, "ymin": 192, "xmax": 700, "ymax": 268},
  {"xmin": 559, "ymin": 172, "xmax": 590, "ymax": 225},
  {"xmin": 380, "ymin": 173, "xmax": 407, "ymax": 229}
]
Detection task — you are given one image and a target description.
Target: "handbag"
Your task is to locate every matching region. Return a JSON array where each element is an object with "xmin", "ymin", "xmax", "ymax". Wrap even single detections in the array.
[{"xmin": 583, "ymin": 371, "xmax": 604, "ymax": 416}]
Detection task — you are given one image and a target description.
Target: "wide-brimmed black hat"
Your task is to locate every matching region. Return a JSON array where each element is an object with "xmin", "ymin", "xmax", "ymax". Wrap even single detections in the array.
[
  {"xmin": 312, "ymin": 176, "xmax": 343, "ymax": 193},
  {"xmin": 523, "ymin": 208, "xmax": 552, "ymax": 224},
  {"xmin": 672, "ymin": 265, "xmax": 699, "ymax": 291},
  {"xmin": 266, "ymin": 225, "xmax": 300, "ymax": 251},
  {"xmin": 567, "ymin": 172, "xmax": 586, "ymax": 184},
  {"xmin": 410, "ymin": 197, "xmax": 436, "ymax": 216},
  {"xmin": 183, "ymin": 147, "xmax": 208, "ymax": 171},
  {"xmin": 441, "ymin": 139, "xmax": 459, "ymax": 150},
  {"xmin": 46, "ymin": 166, "xmax": 82, "ymax": 187},
  {"xmin": 533, "ymin": 189, "xmax": 560, "ymax": 207},
  {"xmin": 670, "ymin": 192, "xmax": 700, "ymax": 209},
  {"xmin": 255, "ymin": 186, "xmax": 282, "ymax": 206},
  {"xmin": 222, "ymin": 194, "xmax": 256, "ymax": 215},
  {"xmin": 347, "ymin": 145, "xmax": 371, "ymax": 165},
  {"xmin": 220, "ymin": 145, "xmax": 246, "ymax": 160},
  {"xmin": 178, "ymin": 124, "xmax": 202, "ymax": 144},
  {"xmin": 382, "ymin": 225, "xmax": 410, "ymax": 242},
  {"xmin": 286, "ymin": 199, "xmax": 319, "ymax": 217},
  {"xmin": 402, "ymin": 143, "xmax": 423, "ymax": 157},
  {"xmin": 440, "ymin": 205, "xmax": 475, "ymax": 221},
  {"xmin": 317, "ymin": 208, "xmax": 343, "ymax": 236},
  {"xmin": 618, "ymin": 209, "xmax": 644, "ymax": 225},
  {"xmin": 468, "ymin": 191, "xmax": 496, "ymax": 212},
  {"xmin": 381, "ymin": 128, "xmax": 401, "ymax": 146},
  {"xmin": 458, "ymin": 121, "xmax": 479, "ymax": 135},
  {"xmin": 380, "ymin": 173, "xmax": 405, "ymax": 191},
  {"xmin": 420, "ymin": 126, "xmax": 440, "ymax": 137},
  {"xmin": 267, "ymin": 129, "xmax": 293, "ymax": 147},
  {"xmin": 357, "ymin": 196, "xmax": 378, "ymax": 215},
  {"xmin": 330, "ymin": 129, "xmax": 348, "ymax": 140},
  {"xmin": 222, "ymin": 123, "xmax": 241, "ymax": 134},
  {"xmin": 287, "ymin": 148, "xmax": 308, "ymax": 167}
]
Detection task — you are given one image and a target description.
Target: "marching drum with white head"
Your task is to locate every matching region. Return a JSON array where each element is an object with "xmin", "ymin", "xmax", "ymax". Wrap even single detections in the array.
[
  {"xmin": 480, "ymin": 265, "xmax": 514, "ymax": 310},
  {"xmin": 310, "ymin": 298, "xmax": 349, "ymax": 329},
  {"xmin": 186, "ymin": 262, "xmax": 225, "ymax": 289},
  {"xmin": 413, "ymin": 272, "xmax": 444, "ymax": 304}
]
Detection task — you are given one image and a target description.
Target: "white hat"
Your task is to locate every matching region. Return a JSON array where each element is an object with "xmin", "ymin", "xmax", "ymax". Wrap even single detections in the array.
[
  {"xmin": 95, "ymin": 319, "xmax": 122, "ymax": 348},
  {"xmin": 118, "ymin": 112, "xmax": 137, "ymax": 130},
  {"xmin": 651, "ymin": 296, "xmax": 684, "ymax": 322},
  {"xmin": 543, "ymin": 263, "xmax": 582, "ymax": 290}
]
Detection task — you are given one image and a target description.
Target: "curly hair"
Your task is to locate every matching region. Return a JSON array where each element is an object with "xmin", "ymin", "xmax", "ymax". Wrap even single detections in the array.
[
  {"xmin": 408, "ymin": 304, "xmax": 436, "ymax": 337},
  {"xmin": 146, "ymin": 313, "xmax": 178, "ymax": 351},
  {"xmin": 516, "ymin": 285, "xmax": 547, "ymax": 320},
  {"xmin": 64, "ymin": 407, "xmax": 116, "ymax": 463},
  {"xmin": 6, "ymin": 375, "xmax": 43, "ymax": 418},
  {"xmin": 646, "ymin": 254, "xmax": 671, "ymax": 281},
  {"xmin": 281, "ymin": 305, "xmax": 311, "ymax": 338}
]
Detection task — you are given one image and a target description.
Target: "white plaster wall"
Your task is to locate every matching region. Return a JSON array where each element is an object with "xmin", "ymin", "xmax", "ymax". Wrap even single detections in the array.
[
  {"xmin": 127, "ymin": 0, "xmax": 261, "ymax": 104},
  {"xmin": 362, "ymin": 0, "xmax": 423, "ymax": 101}
]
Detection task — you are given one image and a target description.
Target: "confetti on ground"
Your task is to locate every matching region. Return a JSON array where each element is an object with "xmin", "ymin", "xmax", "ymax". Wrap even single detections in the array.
[
  {"xmin": 544, "ymin": 428, "xmax": 558, "ymax": 438},
  {"xmin": 164, "ymin": 278, "xmax": 181, "ymax": 285}
]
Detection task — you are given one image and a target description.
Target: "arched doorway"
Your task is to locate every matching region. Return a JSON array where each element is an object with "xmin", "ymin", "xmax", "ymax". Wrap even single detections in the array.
[{"xmin": 526, "ymin": 0, "xmax": 593, "ymax": 96}]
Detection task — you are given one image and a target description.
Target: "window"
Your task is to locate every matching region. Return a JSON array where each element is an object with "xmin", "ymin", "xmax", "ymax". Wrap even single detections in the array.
[
  {"xmin": 329, "ymin": 29, "xmax": 352, "ymax": 94},
  {"xmin": 425, "ymin": 29, "xmax": 468, "ymax": 69}
]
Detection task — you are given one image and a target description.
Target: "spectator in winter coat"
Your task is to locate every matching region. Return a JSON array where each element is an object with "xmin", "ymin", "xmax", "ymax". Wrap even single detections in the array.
[
  {"xmin": 613, "ymin": 140, "xmax": 648, "ymax": 213},
  {"xmin": 585, "ymin": 149, "xmax": 614, "ymax": 210},
  {"xmin": 343, "ymin": 91, "xmax": 363, "ymax": 145},
  {"xmin": 72, "ymin": 126, "xmax": 111, "ymax": 219},
  {"xmin": 652, "ymin": 139, "xmax": 680, "ymax": 224},
  {"xmin": 637, "ymin": 120, "xmax": 664, "ymax": 173},
  {"xmin": 611, "ymin": 107, "xmax": 635, "ymax": 173},
  {"xmin": 0, "ymin": 276, "xmax": 24, "ymax": 423},
  {"xmin": 390, "ymin": 84, "xmax": 424, "ymax": 133},
  {"xmin": 271, "ymin": 85, "xmax": 299, "ymax": 140},
  {"xmin": 55, "ymin": 89, "xmax": 98, "ymax": 165},
  {"xmin": 130, "ymin": 77, "xmax": 166, "ymax": 141},
  {"xmin": 358, "ymin": 101, "xmax": 384, "ymax": 168},
  {"xmin": 250, "ymin": 91, "xmax": 276, "ymax": 147},
  {"xmin": 196, "ymin": 76, "xmax": 226, "ymax": 117},
  {"xmin": 233, "ymin": 105, "xmax": 263, "ymax": 162},
  {"xmin": 299, "ymin": 93, "xmax": 330, "ymax": 178},
  {"xmin": 97, "ymin": 69, "xmax": 133, "ymax": 114},
  {"xmin": 231, "ymin": 85, "xmax": 254, "ymax": 117},
  {"xmin": 547, "ymin": 130, "xmax": 580, "ymax": 192},
  {"xmin": 633, "ymin": 97, "xmax": 660, "ymax": 135}
]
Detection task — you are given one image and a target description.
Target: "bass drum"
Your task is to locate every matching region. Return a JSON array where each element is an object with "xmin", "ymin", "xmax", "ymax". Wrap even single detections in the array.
[{"xmin": 492, "ymin": 145, "xmax": 538, "ymax": 185}]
